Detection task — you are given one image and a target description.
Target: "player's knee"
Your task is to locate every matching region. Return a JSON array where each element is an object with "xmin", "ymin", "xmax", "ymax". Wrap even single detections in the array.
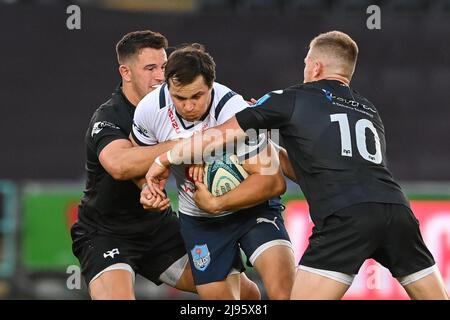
[
  {"xmin": 197, "ymin": 278, "xmax": 240, "ymax": 300},
  {"xmin": 265, "ymin": 284, "xmax": 291, "ymax": 300},
  {"xmin": 263, "ymin": 276, "xmax": 294, "ymax": 300},
  {"xmin": 240, "ymin": 279, "xmax": 261, "ymax": 300}
]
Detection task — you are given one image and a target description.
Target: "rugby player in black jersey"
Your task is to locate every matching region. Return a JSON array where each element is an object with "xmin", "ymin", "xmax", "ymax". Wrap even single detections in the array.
[
  {"xmin": 145, "ymin": 31, "xmax": 448, "ymax": 300},
  {"xmin": 71, "ymin": 30, "xmax": 260, "ymax": 300}
]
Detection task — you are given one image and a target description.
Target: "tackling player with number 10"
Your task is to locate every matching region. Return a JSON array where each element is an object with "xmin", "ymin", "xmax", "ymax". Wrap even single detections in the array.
[{"xmin": 145, "ymin": 31, "xmax": 449, "ymax": 300}]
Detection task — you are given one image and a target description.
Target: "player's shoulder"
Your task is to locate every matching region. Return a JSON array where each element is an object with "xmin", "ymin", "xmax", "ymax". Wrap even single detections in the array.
[
  {"xmin": 93, "ymin": 85, "xmax": 136, "ymax": 120},
  {"xmin": 290, "ymin": 82, "xmax": 321, "ymax": 94},
  {"xmin": 212, "ymin": 82, "xmax": 241, "ymax": 102},
  {"xmin": 91, "ymin": 97, "xmax": 120, "ymax": 123},
  {"xmin": 137, "ymin": 83, "xmax": 167, "ymax": 112},
  {"xmin": 211, "ymin": 82, "xmax": 246, "ymax": 118},
  {"xmin": 281, "ymin": 82, "xmax": 336, "ymax": 103},
  {"xmin": 213, "ymin": 81, "xmax": 234, "ymax": 94},
  {"xmin": 353, "ymin": 88, "xmax": 375, "ymax": 106},
  {"xmin": 88, "ymin": 100, "xmax": 123, "ymax": 138},
  {"xmin": 251, "ymin": 86, "xmax": 296, "ymax": 108}
]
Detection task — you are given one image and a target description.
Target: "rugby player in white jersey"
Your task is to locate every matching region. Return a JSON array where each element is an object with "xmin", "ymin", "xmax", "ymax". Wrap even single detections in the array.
[{"xmin": 132, "ymin": 44, "xmax": 296, "ymax": 299}]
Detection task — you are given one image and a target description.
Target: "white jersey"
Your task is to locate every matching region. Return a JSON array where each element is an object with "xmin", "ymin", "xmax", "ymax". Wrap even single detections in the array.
[{"xmin": 132, "ymin": 82, "xmax": 250, "ymax": 218}]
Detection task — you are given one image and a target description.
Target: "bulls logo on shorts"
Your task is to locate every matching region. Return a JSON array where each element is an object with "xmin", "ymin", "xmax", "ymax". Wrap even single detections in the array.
[{"xmin": 191, "ymin": 244, "xmax": 211, "ymax": 271}]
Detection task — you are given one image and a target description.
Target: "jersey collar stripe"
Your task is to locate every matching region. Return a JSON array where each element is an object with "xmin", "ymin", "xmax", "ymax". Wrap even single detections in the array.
[
  {"xmin": 159, "ymin": 83, "xmax": 167, "ymax": 109},
  {"xmin": 214, "ymin": 91, "xmax": 237, "ymax": 120},
  {"xmin": 175, "ymin": 110, "xmax": 195, "ymax": 130},
  {"xmin": 174, "ymin": 89, "xmax": 215, "ymax": 130},
  {"xmin": 199, "ymin": 88, "xmax": 215, "ymax": 122}
]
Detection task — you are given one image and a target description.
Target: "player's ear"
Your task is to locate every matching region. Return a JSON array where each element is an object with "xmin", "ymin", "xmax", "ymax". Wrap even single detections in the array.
[
  {"xmin": 313, "ymin": 60, "xmax": 323, "ymax": 78},
  {"xmin": 119, "ymin": 64, "xmax": 132, "ymax": 83}
]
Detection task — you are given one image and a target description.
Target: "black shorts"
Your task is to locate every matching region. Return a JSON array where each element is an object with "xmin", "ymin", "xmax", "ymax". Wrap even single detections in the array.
[
  {"xmin": 71, "ymin": 210, "xmax": 186, "ymax": 286},
  {"xmin": 300, "ymin": 202, "xmax": 435, "ymax": 277}
]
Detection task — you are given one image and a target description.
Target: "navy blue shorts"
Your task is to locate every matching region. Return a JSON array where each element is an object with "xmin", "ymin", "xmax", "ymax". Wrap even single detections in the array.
[{"xmin": 179, "ymin": 202, "xmax": 292, "ymax": 285}]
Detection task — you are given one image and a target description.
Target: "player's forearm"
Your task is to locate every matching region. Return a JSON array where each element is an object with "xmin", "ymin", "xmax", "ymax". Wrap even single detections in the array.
[
  {"xmin": 214, "ymin": 172, "xmax": 286, "ymax": 213},
  {"xmin": 112, "ymin": 141, "xmax": 177, "ymax": 180},
  {"xmin": 279, "ymin": 148, "xmax": 297, "ymax": 182},
  {"xmin": 165, "ymin": 117, "xmax": 246, "ymax": 165}
]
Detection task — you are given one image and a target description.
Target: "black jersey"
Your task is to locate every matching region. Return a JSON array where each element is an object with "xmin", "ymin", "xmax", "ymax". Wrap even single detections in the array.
[
  {"xmin": 236, "ymin": 79, "xmax": 409, "ymax": 225},
  {"xmin": 78, "ymin": 85, "xmax": 169, "ymax": 235}
]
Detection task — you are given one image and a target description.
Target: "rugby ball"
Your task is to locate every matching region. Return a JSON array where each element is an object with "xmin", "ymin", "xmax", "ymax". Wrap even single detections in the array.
[{"xmin": 204, "ymin": 153, "xmax": 249, "ymax": 197}]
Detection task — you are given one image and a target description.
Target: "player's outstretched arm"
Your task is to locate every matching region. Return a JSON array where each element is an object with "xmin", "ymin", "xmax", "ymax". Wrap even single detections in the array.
[
  {"xmin": 98, "ymin": 137, "xmax": 177, "ymax": 181},
  {"xmin": 158, "ymin": 116, "xmax": 246, "ymax": 166},
  {"xmin": 194, "ymin": 143, "xmax": 286, "ymax": 214}
]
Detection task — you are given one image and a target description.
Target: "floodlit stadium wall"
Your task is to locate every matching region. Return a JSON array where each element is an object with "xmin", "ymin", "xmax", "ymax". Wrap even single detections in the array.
[{"xmin": 1, "ymin": 4, "xmax": 450, "ymax": 182}]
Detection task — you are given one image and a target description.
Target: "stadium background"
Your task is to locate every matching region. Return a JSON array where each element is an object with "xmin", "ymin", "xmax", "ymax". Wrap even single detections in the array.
[{"xmin": 0, "ymin": 0, "xmax": 449, "ymax": 299}]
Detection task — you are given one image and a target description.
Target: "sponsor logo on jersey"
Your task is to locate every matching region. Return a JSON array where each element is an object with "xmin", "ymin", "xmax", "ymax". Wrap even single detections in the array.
[
  {"xmin": 103, "ymin": 248, "xmax": 119, "ymax": 259},
  {"xmin": 91, "ymin": 121, "xmax": 120, "ymax": 137},
  {"xmin": 182, "ymin": 183, "xmax": 196, "ymax": 194},
  {"xmin": 167, "ymin": 108, "xmax": 181, "ymax": 134},
  {"xmin": 323, "ymin": 89, "xmax": 333, "ymax": 102},
  {"xmin": 132, "ymin": 121, "xmax": 150, "ymax": 138},
  {"xmin": 191, "ymin": 244, "xmax": 211, "ymax": 271},
  {"xmin": 321, "ymin": 89, "xmax": 377, "ymax": 114}
]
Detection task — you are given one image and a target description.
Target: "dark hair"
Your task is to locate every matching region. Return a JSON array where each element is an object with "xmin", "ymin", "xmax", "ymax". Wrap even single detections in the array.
[
  {"xmin": 116, "ymin": 30, "xmax": 168, "ymax": 64},
  {"xmin": 165, "ymin": 43, "xmax": 216, "ymax": 88}
]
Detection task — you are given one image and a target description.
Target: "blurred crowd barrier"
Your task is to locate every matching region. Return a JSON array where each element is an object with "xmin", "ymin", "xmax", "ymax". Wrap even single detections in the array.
[{"xmin": 0, "ymin": 180, "xmax": 449, "ymax": 299}]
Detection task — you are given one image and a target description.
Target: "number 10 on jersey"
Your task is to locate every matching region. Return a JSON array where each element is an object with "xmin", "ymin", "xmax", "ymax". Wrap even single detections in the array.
[{"xmin": 330, "ymin": 113, "xmax": 382, "ymax": 164}]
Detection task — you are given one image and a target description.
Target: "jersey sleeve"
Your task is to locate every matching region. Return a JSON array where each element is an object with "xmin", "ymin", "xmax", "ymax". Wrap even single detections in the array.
[
  {"xmin": 89, "ymin": 108, "xmax": 127, "ymax": 157},
  {"xmin": 216, "ymin": 93, "xmax": 249, "ymax": 125},
  {"xmin": 131, "ymin": 94, "xmax": 158, "ymax": 146},
  {"xmin": 235, "ymin": 90, "xmax": 296, "ymax": 131},
  {"xmin": 235, "ymin": 133, "xmax": 269, "ymax": 163}
]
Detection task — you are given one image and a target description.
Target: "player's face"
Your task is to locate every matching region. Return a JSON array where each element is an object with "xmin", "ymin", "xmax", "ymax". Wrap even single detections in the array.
[
  {"xmin": 129, "ymin": 47, "xmax": 167, "ymax": 100},
  {"xmin": 168, "ymin": 75, "xmax": 212, "ymax": 122}
]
